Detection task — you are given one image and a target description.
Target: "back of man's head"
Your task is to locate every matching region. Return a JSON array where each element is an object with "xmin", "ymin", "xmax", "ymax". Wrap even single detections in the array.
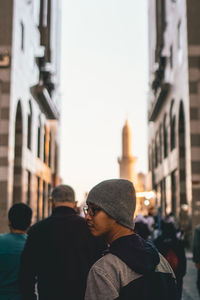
[
  {"xmin": 51, "ymin": 184, "xmax": 75, "ymax": 203},
  {"xmin": 8, "ymin": 203, "xmax": 32, "ymax": 231}
]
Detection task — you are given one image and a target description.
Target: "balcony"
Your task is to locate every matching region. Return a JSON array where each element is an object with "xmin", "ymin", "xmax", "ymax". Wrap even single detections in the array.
[
  {"xmin": 148, "ymin": 56, "xmax": 171, "ymax": 122},
  {"xmin": 30, "ymin": 84, "xmax": 59, "ymax": 120},
  {"xmin": 148, "ymin": 82, "xmax": 171, "ymax": 122}
]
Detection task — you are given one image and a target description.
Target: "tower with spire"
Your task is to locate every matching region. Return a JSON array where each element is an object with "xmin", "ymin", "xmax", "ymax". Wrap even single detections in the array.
[{"xmin": 118, "ymin": 120, "xmax": 138, "ymax": 186}]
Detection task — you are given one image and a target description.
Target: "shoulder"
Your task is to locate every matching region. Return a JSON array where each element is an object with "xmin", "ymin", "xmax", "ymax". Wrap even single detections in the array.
[
  {"xmin": 90, "ymin": 253, "xmax": 142, "ymax": 284},
  {"xmin": 0, "ymin": 233, "xmax": 10, "ymax": 245},
  {"xmin": 0, "ymin": 233, "xmax": 9, "ymax": 240},
  {"xmin": 28, "ymin": 215, "xmax": 55, "ymax": 231},
  {"xmin": 0, "ymin": 233, "xmax": 27, "ymax": 253},
  {"xmin": 156, "ymin": 253, "xmax": 176, "ymax": 278}
]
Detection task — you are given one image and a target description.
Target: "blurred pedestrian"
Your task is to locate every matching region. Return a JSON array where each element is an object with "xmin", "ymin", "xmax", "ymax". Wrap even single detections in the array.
[
  {"xmin": 145, "ymin": 208, "xmax": 155, "ymax": 238},
  {"xmin": 134, "ymin": 214, "xmax": 151, "ymax": 240},
  {"xmin": 20, "ymin": 184, "xmax": 105, "ymax": 300},
  {"xmin": 193, "ymin": 224, "xmax": 200, "ymax": 296},
  {"xmin": 0, "ymin": 203, "xmax": 32, "ymax": 300},
  {"xmin": 84, "ymin": 179, "xmax": 178, "ymax": 300},
  {"xmin": 154, "ymin": 221, "xmax": 186, "ymax": 300}
]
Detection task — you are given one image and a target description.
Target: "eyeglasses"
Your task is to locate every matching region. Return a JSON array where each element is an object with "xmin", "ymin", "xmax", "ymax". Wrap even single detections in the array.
[{"xmin": 83, "ymin": 205, "xmax": 101, "ymax": 217}]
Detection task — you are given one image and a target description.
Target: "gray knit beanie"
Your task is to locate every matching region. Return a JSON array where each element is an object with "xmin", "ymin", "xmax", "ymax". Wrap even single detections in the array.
[{"xmin": 86, "ymin": 179, "xmax": 136, "ymax": 230}]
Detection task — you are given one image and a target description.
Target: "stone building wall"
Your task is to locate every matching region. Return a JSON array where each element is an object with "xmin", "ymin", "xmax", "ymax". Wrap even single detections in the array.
[
  {"xmin": 0, "ymin": 0, "xmax": 61, "ymax": 232},
  {"xmin": 147, "ymin": 0, "xmax": 200, "ymax": 242}
]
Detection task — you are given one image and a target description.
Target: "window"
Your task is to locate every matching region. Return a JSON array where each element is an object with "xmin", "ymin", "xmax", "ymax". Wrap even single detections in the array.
[
  {"xmin": 148, "ymin": 146, "xmax": 152, "ymax": 172},
  {"xmin": 170, "ymin": 45, "xmax": 173, "ymax": 69},
  {"xmin": 40, "ymin": 0, "xmax": 48, "ymax": 27},
  {"xmin": 27, "ymin": 101, "xmax": 32, "ymax": 150},
  {"xmin": 161, "ymin": 178, "xmax": 166, "ymax": 215},
  {"xmin": 177, "ymin": 21, "xmax": 182, "ymax": 49},
  {"xmin": 43, "ymin": 126, "xmax": 47, "ymax": 163},
  {"xmin": 170, "ymin": 101, "xmax": 176, "ymax": 150},
  {"xmin": 155, "ymin": 0, "xmax": 166, "ymax": 61},
  {"xmin": 27, "ymin": 171, "xmax": 31, "ymax": 205},
  {"xmin": 54, "ymin": 143, "xmax": 58, "ymax": 172},
  {"xmin": 171, "ymin": 171, "xmax": 176, "ymax": 214},
  {"xmin": 163, "ymin": 115, "xmax": 168, "ymax": 158},
  {"xmin": 37, "ymin": 177, "xmax": 40, "ymax": 221},
  {"xmin": 37, "ymin": 117, "xmax": 41, "ymax": 158},
  {"xmin": 48, "ymin": 183, "xmax": 51, "ymax": 215},
  {"xmin": 159, "ymin": 125, "xmax": 162, "ymax": 163},
  {"xmin": 20, "ymin": 22, "xmax": 24, "ymax": 51},
  {"xmin": 42, "ymin": 181, "xmax": 46, "ymax": 219},
  {"xmin": 155, "ymin": 135, "xmax": 159, "ymax": 168},
  {"xmin": 48, "ymin": 131, "xmax": 52, "ymax": 167}
]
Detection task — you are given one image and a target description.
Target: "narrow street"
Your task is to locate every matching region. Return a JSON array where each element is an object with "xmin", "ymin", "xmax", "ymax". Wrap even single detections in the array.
[{"xmin": 183, "ymin": 253, "xmax": 199, "ymax": 300}]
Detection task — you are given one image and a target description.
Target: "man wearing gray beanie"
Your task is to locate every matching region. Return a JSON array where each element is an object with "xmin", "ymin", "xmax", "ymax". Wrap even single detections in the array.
[{"xmin": 84, "ymin": 179, "xmax": 178, "ymax": 300}]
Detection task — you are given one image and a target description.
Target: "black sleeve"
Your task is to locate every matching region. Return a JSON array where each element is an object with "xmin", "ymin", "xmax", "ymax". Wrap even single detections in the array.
[{"xmin": 19, "ymin": 228, "xmax": 37, "ymax": 300}]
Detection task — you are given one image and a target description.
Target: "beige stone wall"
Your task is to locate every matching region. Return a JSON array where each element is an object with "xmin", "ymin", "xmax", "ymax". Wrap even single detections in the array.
[
  {"xmin": 147, "ymin": 0, "xmax": 195, "ymax": 239},
  {"xmin": 0, "ymin": 0, "xmax": 61, "ymax": 232}
]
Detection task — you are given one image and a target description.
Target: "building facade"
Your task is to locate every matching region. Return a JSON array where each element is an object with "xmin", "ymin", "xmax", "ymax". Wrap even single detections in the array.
[
  {"xmin": 0, "ymin": 0, "xmax": 61, "ymax": 231},
  {"xmin": 148, "ymin": 0, "xmax": 200, "ymax": 242}
]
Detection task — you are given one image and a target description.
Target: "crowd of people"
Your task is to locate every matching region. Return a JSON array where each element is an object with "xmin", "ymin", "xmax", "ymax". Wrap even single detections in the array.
[
  {"xmin": 134, "ymin": 211, "xmax": 187, "ymax": 299},
  {"xmin": 0, "ymin": 179, "xmax": 199, "ymax": 299}
]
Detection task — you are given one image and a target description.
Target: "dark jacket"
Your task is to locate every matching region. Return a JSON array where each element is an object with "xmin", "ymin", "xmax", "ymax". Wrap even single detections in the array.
[
  {"xmin": 154, "ymin": 223, "xmax": 186, "ymax": 279},
  {"xmin": 85, "ymin": 234, "xmax": 178, "ymax": 300},
  {"xmin": 19, "ymin": 206, "xmax": 105, "ymax": 300},
  {"xmin": 193, "ymin": 224, "xmax": 200, "ymax": 263}
]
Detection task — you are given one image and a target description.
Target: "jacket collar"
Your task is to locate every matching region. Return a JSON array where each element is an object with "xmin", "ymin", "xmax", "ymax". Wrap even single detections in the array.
[{"xmin": 51, "ymin": 206, "xmax": 77, "ymax": 216}]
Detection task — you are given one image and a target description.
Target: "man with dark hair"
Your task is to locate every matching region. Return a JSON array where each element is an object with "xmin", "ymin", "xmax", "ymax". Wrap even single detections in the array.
[
  {"xmin": 20, "ymin": 184, "xmax": 105, "ymax": 300},
  {"xmin": 84, "ymin": 179, "xmax": 178, "ymax": 300},
  {"xmin": 0, "ymin": 203, "xmax": 32, "ymax": 300}
]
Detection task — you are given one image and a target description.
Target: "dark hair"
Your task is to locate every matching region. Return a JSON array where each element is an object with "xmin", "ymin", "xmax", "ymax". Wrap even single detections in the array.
[
  {"xmin": 134, "ymin": 222, "xmax": 151, "ymax": 240},
  {"xmin": 161, "ymin": 221, "xmax": 176, "ymax": 239},
  {"xmin": 8, "ymin": 203, "xmax": 32, "ymax": 230}
]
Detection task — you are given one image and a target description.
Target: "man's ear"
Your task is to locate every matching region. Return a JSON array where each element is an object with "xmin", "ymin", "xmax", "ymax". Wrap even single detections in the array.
[
  {"xmin": 51, "ymin": 199, "xmax": 55, "ymax": 209},
  {"xmin": 73, "ymin": 201, "xmax": 78, "ymax": 212}
]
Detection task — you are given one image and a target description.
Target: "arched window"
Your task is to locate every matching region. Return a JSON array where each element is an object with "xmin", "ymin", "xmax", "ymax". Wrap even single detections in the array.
[
  {"xmin": 43, "ymin": 126, "xmax": 47, "ymax": 163},
  {"xmin": 48, "ymin": 131, "xmax": 52, "ymax": 167},
  {"xmin": 37, "ymin": 117, "xmax": 41, "ymax": 158},
  {"xmin": 163, "ymin": 114, "xmax": 168, "ymax": 158},
  {"xmin": 170, "ymin": 101, "xmax": 176, "ymax": 150},
  {"xmin": 148, "ymin": 146, "xmax": 152, "ymax": 172},
  {"xmin": 155, "ymin": 134, "xmax": 159, "ymax": 167},
  {"xmin": 159, "ymin": 124, "xmax": 162, "ymax": 163},
  {"xmin": 27, "ymin": 101, "xmax": 32, "ymax": 150},
  {"xmin": 151, "ymin": 143, "xmax": 155, "ymax": 171}
]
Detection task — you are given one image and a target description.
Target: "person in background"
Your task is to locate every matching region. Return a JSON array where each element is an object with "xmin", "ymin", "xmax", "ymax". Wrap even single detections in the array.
[
  {"xmin": 193, "ymin": 224, "xmax": 200, "ymax": 296},
  {"xmin": 154, "ymin": 221, "xmax": 186, "ymax": 300},
  {"xmin": 134, "ymin": 214, "xmax": 151, "ymax": 240},
  {"xmin": 0, "ymin": 203, "xmax": 32, "ymax": 300},
  {"xmin": 84, "ymin": 179, "xmax": 178, "ymax": 300},
  {"xmin": 20, "ymin": 184, "xmax": 105, "ymax": 300},
  {"xmin": 145, "ymin": 207, "xmax": 155, "ymax": 237}
]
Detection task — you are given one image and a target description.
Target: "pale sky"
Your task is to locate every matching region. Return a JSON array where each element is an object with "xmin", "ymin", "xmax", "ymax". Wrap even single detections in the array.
[{"xmin": 60, "ymin": 0, "xmax": 148, "ymax": 203}]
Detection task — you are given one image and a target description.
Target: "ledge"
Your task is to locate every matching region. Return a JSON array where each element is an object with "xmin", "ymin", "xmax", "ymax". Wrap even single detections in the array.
[
  {"xmin": 148, "ymin": 83, "xmax": 171, "ymax": 122},
  {"xmin": 30, "ymin": 84, "xmax": 59, "ymax": 120}
]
